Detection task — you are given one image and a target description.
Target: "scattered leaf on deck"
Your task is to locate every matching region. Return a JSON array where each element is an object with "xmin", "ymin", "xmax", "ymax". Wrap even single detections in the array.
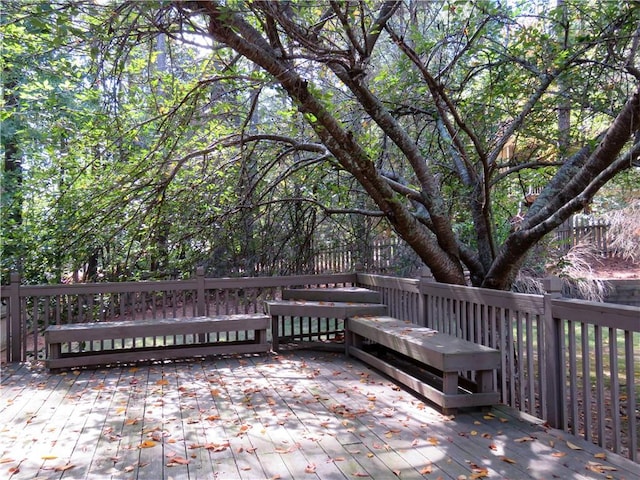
[
  {"xmin": 204, "ymin": 441, "xmax": 230, "ymax": 452},
  {"xmin": 156, "ymin": 379, "xmax": 169, "ymax": 386},
  {"xmin": 166, "ymin": 456, "xmax": 190, "ymax": 466},
  {"xmin": 353, "ymin": 472, "xmax": 370, "ymax": 477},
  {"xmin": 428, "ymin": 437, "xmax": 439, "ymax": 445},
  {"xmin": 41, "ymin": 455, "xmax": 58, "ymax": 460},
  {"xmin": 0, "ymin": 458, "xmax": 15, "ymax": 464},
  {"xmin": 514, "ymin": 436, "xmax": 533, "ymax": 443},
  {"xmin": 139, "ymin": 440, "xmax": 157, "ymax": 448},
  {"xmin": 420, "ymin": 464, "xmax": 433, "ymax": 474},
  {"xmin": 54, "ymin": 463, "xmax": 75, "ymax": 472},
  {"xmin": 305, "ymin": 463, "xmax": 317, "ymax": 473},
  {"xmin": 501, "ymin": 456, "xmax": 517, "ymax": 464},
  {"xmin": 586, "ymin": 462, "xmax": 617, "ymax": 473},
  {"xmin": 551, "ymin": 452, "xmax": 567, "ymax": 458},
  {"xmin": 566, "ymin": 441, "xmax": 582, "ymax": 450},
  {"xmin": 594, "ymin": 452, "xmax": 606, "ymax": 459}
]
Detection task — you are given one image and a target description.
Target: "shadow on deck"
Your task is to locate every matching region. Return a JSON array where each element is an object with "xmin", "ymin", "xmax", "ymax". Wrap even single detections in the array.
[{"xmin": 1, "ymin": 351, "xmax": 638, "ymax": 479}]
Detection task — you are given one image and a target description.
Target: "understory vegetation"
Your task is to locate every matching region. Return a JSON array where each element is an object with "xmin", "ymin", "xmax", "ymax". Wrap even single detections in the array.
[{"xmin": 2, "ymin": 1, "xmax": 639, "ymax": 287}]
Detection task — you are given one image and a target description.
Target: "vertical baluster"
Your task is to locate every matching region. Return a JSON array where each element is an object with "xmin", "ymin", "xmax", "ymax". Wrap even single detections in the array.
[
  {"xmin": 625, "ymin": 331, "xmax": 637, "ymax": 462},
  {"xmin": 582, "ymin": 323, "xmax": 592, "ymax": 441},
  {"xmin": 608, "ymin": 327, "xmax": 620, "ymax": 453},
  {"xmin": 594, "ymin": 324, "xmax": 606, "ymax": 447},
  {"xmin": 525, "ymin": 312, "xmax": 535, "ymax": 414},
  {"xmin": 568, "ymin": 320, "xmax": 578, "ymax": 435}
]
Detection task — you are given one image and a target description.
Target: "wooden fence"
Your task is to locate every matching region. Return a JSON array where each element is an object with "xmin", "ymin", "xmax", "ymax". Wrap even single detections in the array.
[
  {"xmin": 555, "ymin": 216, "xmax": 610, "ymax": 254},
  {"xmin": 1, "ymin": 271, "xmax": 638, "ymax": 462}
]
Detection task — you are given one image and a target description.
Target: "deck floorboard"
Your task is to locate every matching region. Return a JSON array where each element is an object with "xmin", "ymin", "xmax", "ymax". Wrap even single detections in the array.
[{"xmin": 1, "ymin": 351, "xmax": 638, "ymax": 480}]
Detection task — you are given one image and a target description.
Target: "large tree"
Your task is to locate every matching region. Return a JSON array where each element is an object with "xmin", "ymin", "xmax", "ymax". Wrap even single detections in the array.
[
  {"xmin": 102, "ymin": 0, "xmax": 638, "ymax": 288},
  {"xmin": 3, "ymin": 1, "xmax": 639, "ymax": 288}
]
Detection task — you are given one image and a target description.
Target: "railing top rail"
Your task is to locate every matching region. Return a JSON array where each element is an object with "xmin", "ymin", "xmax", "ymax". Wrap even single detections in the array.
[
  {"xmin": 356, "ymin": 273, "xmax": 420, "ymax": 293},
  {"xmin": 420, "ymin": 281, "xmax": 546, "ymax": 314},
  {"xmin": 551, "ymin": 298, "xmax": 640, "ymax": 331},
  {"xmin": 0, "ymin": 273, "xmax": 358, "ymax": 298},
  {"xmin": 204, "ymin": 273, "xmax": 357, "ymax": 289}
]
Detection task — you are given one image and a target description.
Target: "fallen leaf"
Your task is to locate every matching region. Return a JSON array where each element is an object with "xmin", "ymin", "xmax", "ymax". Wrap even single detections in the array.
[
  {"xmin": 594, "ymin": 452, "xmax": 606, "ymax": 459},
  {"xmin": 514, "ymin": 436, "xmax": 533, "ymax": 443},
  {"xmin": 353, "ymin": 473, "xmax": 370, "ymax": 477},
  {"xmin": 427, "ymin": 437, "xmax": 439, "ymax": 445},
  {"xmin": 501, "ymin": 456, "xmax": 517, "ymax": 464},
  {"xmin": 41, "ymin": 455, "xmax": 58, "ymax": 460},
  {"xmin": 419, "ymin": 465, "xmax": 433, "ymax": 474},
  {"xmin": 54, "ymin": 463, "xmax": 75, "ymax": 472},
  {"xmin": 0, "ymin": 458, "xmax": 15, "ymax": 464},
  {"xmin": 586, "ymin": 462, "xmax": 617, "ymax": 473},
  {"xmin": 305, "ymin": 463, "xmax": 317, "ymax": 473},
  {"xmin": 139, "ymin": 440, "xmax": 157, "ymax": 449},
  {"xmin": 551, "ymin": 452, "xmax": 567, "ymax": 458},
  {"xmin": 166, "ymin": 456, "xmax": 190, "ymax": 466},
  {"xmin": 566, "ymin": 441, "xmax": 582, "ymax": 450},
  {"xmin": 156, "ymin": 379, "xmax": 169, "ymax": 386}
]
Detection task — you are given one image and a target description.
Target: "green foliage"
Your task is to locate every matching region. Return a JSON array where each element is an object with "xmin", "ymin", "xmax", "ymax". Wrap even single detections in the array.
[{"xmin": 1, "ymin": 0, "xmax": 638, "ymax": 286}]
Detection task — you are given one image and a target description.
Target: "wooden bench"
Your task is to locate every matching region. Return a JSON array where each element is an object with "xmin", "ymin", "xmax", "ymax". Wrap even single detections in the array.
[
  {"xmin": 345, "ymin": 316, "xmax": 500, "ymax": 413},
  {"xmin": 266, "ymin": 300, "xmax": 387, "ymax": 351},
  {"xmin": 44, "ymin": 314, "xmax": 270, "ymax": 370},
  {"xmin": 282, "ymin": 287, "xmax": 381, "ymax": 304}
]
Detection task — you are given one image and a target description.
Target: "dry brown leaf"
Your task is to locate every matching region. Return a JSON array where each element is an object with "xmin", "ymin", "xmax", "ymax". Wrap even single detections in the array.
[
  {"xmin": 551, "ymin": 452, "xmax": 567, "ymax": 458},
  {"xmin": 594, "ymin": 452, "xmax": 607, "ymax": 459},
  {"xmin": 501, "ymin": 456, "xmax": 517, "ymax": 464},
  {"xmin": 586, "ymin": 461, "xmax": 617, "ymax": 473},
  {"xmin": 0, "ymin": 458, "xmax": 15, "ymax": 464},
  {"xmin": 353, "ymin": 472, "xmax": 370, "ymax": 477},
  {"xmin": 139, "ymin": 440, "xmax": 157, "ymax": 449},
  {"xmin": 41, "ymin": 455, "xmax": 58, "ymax": 460},
  {"xmin": 419, "ymin": 464, "xmax": 433, "ymax": 474},
  {"xmin": 54, "ymin": 463, "xmax": 75, "ymax": 472},
  {"xmin": 166, "ymin": 456, "xmax": 190, "ymax": 466},
  {"xmin": 156, "ymin": 379, "xmax": 169, "ymax": 386},
  {"xmin": 566, "ymin": 441, "xmax": 582, "ymax": 450},
  {"xmin": 427, "ymin": 437, "xmax": 439, "ymax": 445},
  {"xmin": 305, "ymin": 463, "xmax": 317, "ymax": 473},
  {"xmin": 514, "ymin": 436, "xmax": 533, "ymax": 443}
]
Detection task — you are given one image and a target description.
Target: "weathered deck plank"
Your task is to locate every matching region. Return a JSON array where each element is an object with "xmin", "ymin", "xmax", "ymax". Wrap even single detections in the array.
[{"xmin": 1, "ymin": 351, "xmax": 638, "ymax": 480}]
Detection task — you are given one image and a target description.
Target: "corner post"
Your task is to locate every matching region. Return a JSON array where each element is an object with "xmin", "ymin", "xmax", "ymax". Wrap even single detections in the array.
[
  {"xmin": 196, "ymin": 267, "xmax": 206, "ymax": 317},
  {"xmin": 8, "ymin": 272, "xmax": 22, "ymax": 362},
  {"xmin": 542, "ymin": 276, "xmax": 564, "ymax": 428},
  {"xmin": 418, "ymin": 267, "xmax": 434, "ymax": 328}
]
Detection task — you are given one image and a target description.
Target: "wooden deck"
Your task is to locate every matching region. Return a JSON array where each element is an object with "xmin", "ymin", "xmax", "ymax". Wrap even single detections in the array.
[{"xmin": 1, "ymin": 351, "xmax": 638, "ymax": 480}]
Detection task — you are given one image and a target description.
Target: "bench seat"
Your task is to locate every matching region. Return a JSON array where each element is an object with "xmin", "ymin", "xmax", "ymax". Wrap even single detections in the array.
[
  {"xmin": 282, "ymin": 287, "xmax": 381, "ymax": 304},
  {"xmin": 266, "ymin": 300, "xmax": 387, "ymax": 351},
  {"xmin": 44, "ymin": 314, "xmax": 270, "ymax": 370},
  {"xmin": 345, "ymin": 316, "xmax": 500, "ymax": 413}
]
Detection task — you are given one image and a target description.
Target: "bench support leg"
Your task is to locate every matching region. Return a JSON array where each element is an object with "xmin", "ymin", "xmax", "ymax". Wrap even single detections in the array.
[
  {"xmin": 271, "ymin": 315, "xmax": 279, "ymax": 352},
  {"xmin": 477, "ymin": 370, "xmax": 494, "ymax": 393}
]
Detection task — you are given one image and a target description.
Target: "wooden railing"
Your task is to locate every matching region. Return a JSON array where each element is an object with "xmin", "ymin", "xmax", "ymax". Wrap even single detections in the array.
[
  {"xmin": 355, "ymin": 274, "xmax": 639, "ymax": 462},
  {"xmin": 1, "ymin": 269, "xmax": 357, "ymax": 364},
  {"xmin": 2, "ymin": 270, "xmax": 638, "ymax": 462}
]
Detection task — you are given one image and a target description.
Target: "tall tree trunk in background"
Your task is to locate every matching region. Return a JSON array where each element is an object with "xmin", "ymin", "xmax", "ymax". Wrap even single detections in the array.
[
  {"xmin": 1, "ymin": 67, "xmax": 23, "ymax": 276},
  {"xmin": 151, "ymin": 32, "xmax": 171, "ymax": 275},
  {"xmin": 556, "ymin": 0, "xmax": 571, "ymax": 157}
]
